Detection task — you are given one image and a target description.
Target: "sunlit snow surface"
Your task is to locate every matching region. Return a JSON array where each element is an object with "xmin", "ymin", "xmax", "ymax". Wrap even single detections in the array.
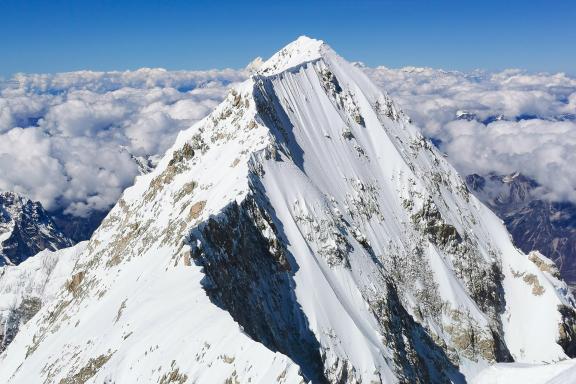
[
  {"xmin": 472, "ymin": 359, "xmax": 576, "ymax": 384},
  {"xmin": 0, "ymin": 37, "xmax": 575, "ymax": 383}
]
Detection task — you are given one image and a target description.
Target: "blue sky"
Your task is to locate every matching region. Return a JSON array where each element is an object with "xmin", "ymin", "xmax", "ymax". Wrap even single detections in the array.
[{"xmin": 1, "ymin": 0, "xmax": 574, "ymax": 76}]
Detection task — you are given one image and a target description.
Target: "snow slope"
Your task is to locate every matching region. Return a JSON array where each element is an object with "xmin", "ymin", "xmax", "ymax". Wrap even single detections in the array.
[
  {"xmin": 472, "ymin": 360, "xmax": 576, "ymax": 384},
  {"xmin": 0, "ymin": 242, "xmax": 86, "ymax": 352},
  {"xmin": 1, "ymin": 36, "xmax": 575, "ymax": 383}
]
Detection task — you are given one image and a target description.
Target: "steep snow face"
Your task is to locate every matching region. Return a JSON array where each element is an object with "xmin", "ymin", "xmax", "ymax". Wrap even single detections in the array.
[
  {"xmin": 0, "ymin": 242, "xmax": 86, "ymax": 353},
  {"xmin": 1, "ymin": 37, "xmax": 575, "ymax": 383},
  {"xmin": 0, "ymin": 63, "xmax": 305, "ymax": 384},
  {"xmin": 0, "ymin": 192, "xmax": 73, "ymax": 265},
  {"xmin": 248, "ymin": 38, "xmax": 576, "ymax": 378}
]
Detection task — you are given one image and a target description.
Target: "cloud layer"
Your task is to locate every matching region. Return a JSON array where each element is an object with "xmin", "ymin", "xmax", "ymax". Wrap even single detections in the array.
[
  {"xmin": 364, "ymin": 65, "xmax": 576, "ymax": 202},
  {"xmin": 0, "ymin": 68, "xmax": 247, "ymax": 216},
  {"xmin": 1, "ymin": 65, "xmax": 575, "ymax": 216}
]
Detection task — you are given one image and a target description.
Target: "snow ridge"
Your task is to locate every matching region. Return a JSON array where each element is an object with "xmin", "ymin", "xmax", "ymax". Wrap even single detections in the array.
[{"xmin": 258, "ymin": 36, "xmax": 326, "ymax": 76}]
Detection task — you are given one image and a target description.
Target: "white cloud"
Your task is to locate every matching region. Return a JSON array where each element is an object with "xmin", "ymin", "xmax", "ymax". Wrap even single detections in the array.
[
  {"xmin": 0, "ymin": 127, "xmax": 67, "ymax": 208},
  {"xmin": 0, "ymin": 68, "xmax": 248, "ymax": 215},
  {"xmin": 1, "ymin": 64, "xmax": 574, "ymax": 217},
  {"xmin": 363, "ymin": 66, "xmax": 576, "ymax": 203},
  {"xmin": 440, "ymin": 119, "xmax": 576, "ymax": 202}
]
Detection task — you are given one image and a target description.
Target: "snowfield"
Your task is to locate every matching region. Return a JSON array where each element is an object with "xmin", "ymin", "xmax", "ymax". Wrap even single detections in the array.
[
  {"xmin": 0, "ymin": 243, "xmax": 86, "ymax": 352},
  {"xmin": 472, "ymin": 360, "xmax": 576, "ymax": 384},
  {"xmin": 0, "ymin": 36, "xmax": 575, "ymax": 383}
]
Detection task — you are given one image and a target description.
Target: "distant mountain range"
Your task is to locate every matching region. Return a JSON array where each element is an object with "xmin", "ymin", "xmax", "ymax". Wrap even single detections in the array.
[
  {"xmin": 466, "ymin": 172, "xmax": 576, "ymax": 290},
  {"xmin": 0, "ymin": 192, "xmax": 72, "ymax": 265}
]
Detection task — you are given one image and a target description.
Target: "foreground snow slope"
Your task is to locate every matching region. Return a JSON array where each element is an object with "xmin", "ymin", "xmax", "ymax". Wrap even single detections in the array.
[
  {"xmin": 472, "ymin": 359, "xmax": 576, "ymax": 384},
  {"xmin": 1, "ymin": 37, "xmax": 575, "ymax": 383},
  {"xmin": 0, "ymin": 242, "xmax": 86, "ymax": 352}
]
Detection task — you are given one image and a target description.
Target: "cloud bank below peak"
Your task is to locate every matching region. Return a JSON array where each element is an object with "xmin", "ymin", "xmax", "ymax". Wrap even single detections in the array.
[
  {"xmin": 0, "ymin": 65, "xmax": 575, "ymax": 216},
  {"xmin": 0, "ymin": 68, "xmax": 248, "ymax": 216},
  {"xmin": 365, "ymin": 66, "xmax": 576, "ymax": 202}
]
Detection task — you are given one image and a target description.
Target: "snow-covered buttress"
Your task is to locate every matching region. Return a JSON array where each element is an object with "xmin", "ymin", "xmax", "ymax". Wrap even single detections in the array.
[{"xmin": 1, "ymin": 37, "xmax": 575, "ymax": 383}]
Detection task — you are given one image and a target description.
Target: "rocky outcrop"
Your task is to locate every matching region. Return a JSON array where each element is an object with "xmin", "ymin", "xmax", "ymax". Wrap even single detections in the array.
[
  {"xmin": 0, "ymin": 192, "xmax": 73, "ymax": 265},
  {"xmin": 466, "ymin": 173, "xmax": 576, "ymax": 290},
  {"xmin": 0, "ymin": 297, "xmax": 41, "ymax": 353},
  {"xmin": 371, "ymin": 284, "xmax": 465, "ymax": 383},
  {"xmin": 558, "ymin": 304, "xmax": 576, "ymax": 357},
  {"xmin": 189, "ymin": 195, "xmax": 325, "ymax": 382},
  {"xmin": 0, "ymin": 242, "xmax": 86, "ymax": 353}
]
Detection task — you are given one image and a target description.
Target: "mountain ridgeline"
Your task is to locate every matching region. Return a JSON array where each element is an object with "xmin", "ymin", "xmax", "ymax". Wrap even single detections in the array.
[
  {"xmin": 1, "ymin": 37, "xmax": 575, "ymax": 383},
  {"xmin": 466, "ymin": 172, "xmax": 576, "ymax": 292},
  {"xmin": 0, "ymin": 192, "xmax": 73, "ymax": 266}
]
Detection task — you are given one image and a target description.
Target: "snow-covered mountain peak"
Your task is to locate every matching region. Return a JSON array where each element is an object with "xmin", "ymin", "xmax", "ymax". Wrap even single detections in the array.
[
  {"xmin": 2, "ymin": 38, "xmax": 576, "ymax": 384},
  {"xmin": 257, "ymin": 35, "xmax": 327, "ymax": 75},
  {"xmin": 246, "ymin": 56, "xmax": 264, "ymax": 73}
]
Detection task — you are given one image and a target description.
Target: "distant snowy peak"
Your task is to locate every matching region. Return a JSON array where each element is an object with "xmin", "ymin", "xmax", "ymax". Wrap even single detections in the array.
[
  {"xmin": 456, "ymin": 110, "xmax": 477, "ymax": 121},
  {"xmin": 1, "ymin": 37, "xmax": 575, "ymax": 384},
  {"xmin": 466, "ymin": 172, "xmax": 576, "ymax": 290},
  {"xmin": 0, "ymin": 191, "xmax": 72, "ymax": 265}
]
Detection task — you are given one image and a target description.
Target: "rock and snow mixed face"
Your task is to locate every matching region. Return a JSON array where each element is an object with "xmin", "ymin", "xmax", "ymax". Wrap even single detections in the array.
[
  {"xmin": 0, "ymin": 191, "xmax": 73, "ymax": 266},
  {"xmin": 465, "ymin": 172, "xmax": 576, "ymax": 291},
  {"xmin": 0, "ymin": 36, "xmax": 575, "ymax": 383},
  {"xmin": 0, "ymin": 242, "xmax": 86, "ymax": 353}
]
